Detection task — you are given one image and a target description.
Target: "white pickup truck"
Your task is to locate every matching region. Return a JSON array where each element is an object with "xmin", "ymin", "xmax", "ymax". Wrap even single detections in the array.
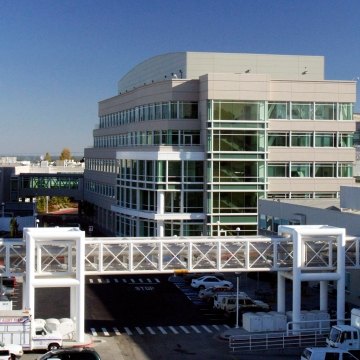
[{"xmin": 301, "ymin": 347, "xmax": 359, "ymax": 360}]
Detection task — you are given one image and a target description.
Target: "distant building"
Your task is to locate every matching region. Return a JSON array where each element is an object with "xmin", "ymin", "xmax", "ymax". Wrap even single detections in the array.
[{"xmin": 84, "ymin": 52, "xmax": 356, "ymax": 237}]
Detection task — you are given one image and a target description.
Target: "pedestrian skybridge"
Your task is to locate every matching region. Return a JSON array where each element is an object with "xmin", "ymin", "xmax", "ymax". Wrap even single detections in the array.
[
  {"xmin": 0, "ymin": 226, "xmax": 357, "ymax": 344},
  {"xmin": 1, "ymin": 227, "xmax": 360, "ymax": 277}
]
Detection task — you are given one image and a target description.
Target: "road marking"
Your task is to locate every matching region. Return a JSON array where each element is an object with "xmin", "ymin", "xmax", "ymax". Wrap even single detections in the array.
[
  {"xmin": 90, "ymin": 328, "xmax": 97, "ymax": 336},
  {"xmin": 157, "ymin": 326, "xmax": 167, "ymax": 334},
  {"xmin": 122, "ymin": 279, "xmax": 127, "ymax": 283},
  {"xmin": 223, "ymin": 324, "xmax": 230, "ymax": 329},
  {"xmin": 89, "ymin": 279, "xmax": 94, "ymax": 284},
  {"xmin": 113, "ymin": 327, "xmax": 121, "ymax": 335},
  {"xmin": 201, "ymin": 325, "xmax": 212, "ymax": 333},
  {"xmin": 212, "ymin": 325, "xmax": 220, "ymax": 331},
  {"xmin": 130, "ymin": 278, "xmax": 135, "ymax": 283},
  {"xmin": 97, "ymin": 278, "xmax": 102, "ymax": 283},
  {"xmin": 146, "ymin": 278, "xmax": 152, "ymax": 283},
  {"xmin": 154, "ymin": 278, "xmax": 160, "ymax": 283},
  {"xmin": 135, "ymin": 327, "xmax": 144, "ymax": 335},
  {"xmin": 179, "ymin": 326, "xmax": 190, "ymax": 334},
  {"xmin": 124, "ymin": 327, "xmax": 133, "ymax": 336},
  {"xmin": 102, "ymin": 327, "xmax": 110, "ymax": 336},
  {"xmin": 146, "ymin": 326, "xmax": 156, "ymax": 335},
  {"xmin": 114, "ymin": 278, "xmax": 119, "ymax": 283},
  {"xmin": 190, "ymin": 325, "xmax": 201, "ymax": 334},
  {"xmin": 106, "ymin": 279, "xmax": 110, "ymax": 283},
  {"xmin": 169, "ymin": 326, "xmax": 179, "ymax": 334},
  {"xmin": 138, "ymin": 278, "xmax": 144, "ymax": 283}
]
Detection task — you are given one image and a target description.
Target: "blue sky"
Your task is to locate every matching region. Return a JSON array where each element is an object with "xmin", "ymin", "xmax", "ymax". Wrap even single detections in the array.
[{"xmin": 0, "ymin": 0, "xmax": 359, "ymax": 157}]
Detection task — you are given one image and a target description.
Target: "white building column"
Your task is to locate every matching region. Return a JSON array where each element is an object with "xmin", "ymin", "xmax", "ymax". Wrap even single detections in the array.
[
  {"xmin": 292, "ymin": 231, "xmax": 302, "ymax": 332},
  {"xmin": 319, "ymin": 281, "xmax": 328, "ymax": 311},
  {"xmin": 157, "ymin": 191, "xmax": 165, "ymax": 237},
  {"xmin": 336, "ymin": 230, "xmax": 346, "ymax": 323},
  {"xmin": 277, "ymin": 272, "xmax": 286, "ymax": 313}
]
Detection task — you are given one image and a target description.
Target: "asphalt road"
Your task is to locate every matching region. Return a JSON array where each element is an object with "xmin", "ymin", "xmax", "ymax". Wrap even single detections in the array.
[{"xmin": 29, "ymin": 272, "xmax": 326, "ymax": 359}]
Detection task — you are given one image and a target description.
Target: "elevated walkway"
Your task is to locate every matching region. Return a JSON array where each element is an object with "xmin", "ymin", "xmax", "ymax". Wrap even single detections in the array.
[{"xmin": 0, "ymin": 225, "xmax": 355, "ymax": 345}]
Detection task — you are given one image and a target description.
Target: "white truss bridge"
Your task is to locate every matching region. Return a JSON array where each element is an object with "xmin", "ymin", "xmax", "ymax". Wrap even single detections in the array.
[
  {"xmin": 1, "ymin": 229, "xmax": 360, "ymax": 277},
  {"xmin": 0, "ymin": 225, "xmax": 356, "ymax": 343}
]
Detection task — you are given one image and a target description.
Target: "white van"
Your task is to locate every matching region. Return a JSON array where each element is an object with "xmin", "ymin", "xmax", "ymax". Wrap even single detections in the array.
[{"xmin": 301, "ymin": 347, "xmax": 358, "ymax": 360}]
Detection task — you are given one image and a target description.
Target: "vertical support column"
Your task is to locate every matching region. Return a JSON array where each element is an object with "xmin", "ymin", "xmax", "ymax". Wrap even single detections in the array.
[
  {"xmin": 24, "ymin": 230, "xmax": 35, "ymax": 314},
  {"xmin": 277, "ymin": 272, "xmax": 286, "ymax": 313},
  {"xmin": 292, "ymin": 232, "xmax": 302, "ymax": 332},
  {"xmin": 75, "ymin": 230, "xmax": 85, "ymax": 343},
  {"xmin": 157, "ymin": 191, "xmax": 165, "ymax": 237},
  {"xmin": 320, "ymin": 281, "xmax": 328, "ymax": 311},
  {"xmin": 336, "ymin": 230, "xmax": 346, "ymax": 324}
]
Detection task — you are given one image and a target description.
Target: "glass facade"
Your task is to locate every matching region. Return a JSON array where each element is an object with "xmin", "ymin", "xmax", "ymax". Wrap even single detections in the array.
[
  {"xmin": 267, "ymin": 102, "xmax": 353, "ymax": 121},
  {"xmin": 207, "ymin": 100, "xmax": 266, "ymax": 235}
]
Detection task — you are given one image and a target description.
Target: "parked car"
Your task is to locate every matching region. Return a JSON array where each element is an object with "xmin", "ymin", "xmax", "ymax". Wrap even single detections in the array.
[
  {"xmin": 184, "ymin": 272, "xmax": 225, "ymax": 284},
  {"xmin": 198, "ymin": 286, "xmax": 235, "ymax": 301},
  {"xmin": 301, "ymin": 347, "xmax": 358, "ymax": 360},
  {"xmin": 0, "ymin": 342, "xmax": 23, "ymax": 359},
  {"xmin": 191, "ymin": 276, "xmax": 233, "ymax": 290},
  {"xmin": 0, "ymin": 285, "xmax": 14, "ymax": 297},
  {"xmin": 0, "ymin": 349, "xmax": 10, "ymax": 360},
  {"xmin": 1, "ymin": 278, "xmax": 16, "ymax": 289},
  {"xmin": 38, "ymin": 348, "xmax": 101, "ymax": 360}
]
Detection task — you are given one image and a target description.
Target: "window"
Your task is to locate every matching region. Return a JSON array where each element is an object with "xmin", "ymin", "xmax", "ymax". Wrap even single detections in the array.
[
  {"xmin": 268, "ymin": 163, "xmax": 288, "ymax": 177},
  {"xmin": 291, "ymin": 133, "xmax": 313, "ymax": 147},
  {"xmin": 291, "ymin": 103, "xmax": 312, "ymax": 120},
  {"xmin": 213, "ymin": 101, "xmax": 264, "ymax": 121},
  {"xmin": 338, "ymin": 133, "xmax": 353, "ymax": 147},
  {"xmin": 268, "ymin": 133, "xmax": 288, "ymax": 146},
  {"xmin": 339, "ymin": 103, "xmax": 353, "ymax": 120},
  {"xmin": 315, "ymin": 133, "xmax": 335, "ymax": 147},
  {"xmin": 291, "ymin": 163, "xmax": 312, "ymax": 177},
  {"xmin": 315, "ymin": 103, "xmax": 336, "ymax": 120},
  {"xmin": 315, "ymin": 163, "xmax": 336, "ymax": 177},
  {"xmin": 268, "ymin": 102, "xmax": 288, "ymax": 119},
  {"xmin": 338, "ymin": 163, "xmax": 353, "ymax": 177}
]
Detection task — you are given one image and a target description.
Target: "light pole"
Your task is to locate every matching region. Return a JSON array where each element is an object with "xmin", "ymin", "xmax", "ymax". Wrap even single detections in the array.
[{"xmin": 235, "ymin": 273, "xmax": 240, "ymax": 328}]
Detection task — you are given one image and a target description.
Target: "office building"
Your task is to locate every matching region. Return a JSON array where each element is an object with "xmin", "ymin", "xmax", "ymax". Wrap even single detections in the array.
[{"xmin": 84, "ymin": 52, "xmax": 356, "ymax": 237}]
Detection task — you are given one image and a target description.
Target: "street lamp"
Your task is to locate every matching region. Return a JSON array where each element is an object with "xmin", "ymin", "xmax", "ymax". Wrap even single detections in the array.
[{"xmin": 235, "ymin": 273, "xmax": 240, "ymax": 329}]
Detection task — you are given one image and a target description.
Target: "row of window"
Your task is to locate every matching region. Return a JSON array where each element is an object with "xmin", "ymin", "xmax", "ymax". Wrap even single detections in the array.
[
  {"xmin": 118, "ymin": 188, "xmax": 204, "ymax": 213},
  {"xmin": 119, "ymin": 159, "xmax": 204, "ymax": 183},
  {"xmin": 85, "ymin": 159, "xmax": 117, "ymax": 173},
  {"xmin": 20, "ymin": 176, "xmax": 80, "ymax": 190},
  {"xmin": 267, "ymin": 192, "xmax": 338, "ymax": 199},
  {"xmin": 94, "ymin": 130, "xmax": 201, "ymax": 148},
  {"xmin": 116, "ymin": 216, "xmax": 204, "ymax": 237},
  {"xmin": 268, "ymin": 162, "xmax": 353, "ymax": 177},
  {"xmin": 85, "ymin": 180, "xmax": 115, "ymax": 199},
  {"xmin": 268, "ymin": 132, "xmax": 353, "ymax": 147},
  {"xmin": 210, "ymin": 101, "xmax": 353, "ymax": 121},
  {"xmin": 99, "ymin": 101, "xmax": 198, "ymax": 128},
  {"xmin": 93, "ymin": 130, "xmax": 354, "ymax": 150}
]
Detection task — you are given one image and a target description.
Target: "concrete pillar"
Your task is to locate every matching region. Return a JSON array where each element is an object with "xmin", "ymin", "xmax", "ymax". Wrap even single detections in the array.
[
  {"xmin": 292, "ymin": 232, "xmax": 302, "ymax": 332},
  {"xmin": 277, "ymin": 272, "xmax": 286, "ymax": 313},
  {"xmin": 336, "ymin": 231, "xmax": 346, "ymax": 323},
  {"xmin": 320, "ymin": 281, "xmax": 328, "ymax": 311}
]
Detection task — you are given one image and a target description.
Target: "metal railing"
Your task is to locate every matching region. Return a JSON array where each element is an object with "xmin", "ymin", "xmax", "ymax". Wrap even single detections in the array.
[{"xmin": 229, "ymin": 331, "xmax": 327, "ymax": 352}]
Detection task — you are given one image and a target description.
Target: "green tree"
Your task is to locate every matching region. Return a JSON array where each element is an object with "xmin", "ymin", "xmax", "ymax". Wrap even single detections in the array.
[
  {"xmin": 44, "ymin": 152, "xmax": 52, "ymax": 162},
  {"xmin": 60, "ymin": 148, "xmax": 72, "ymax": 160}
]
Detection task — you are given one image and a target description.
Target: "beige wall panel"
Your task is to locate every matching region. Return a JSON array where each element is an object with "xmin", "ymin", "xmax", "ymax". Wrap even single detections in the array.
[
  {"xmin": 268, "ymin": 178, "xmax": 355, "ymax": 192},
  {"xmin": 268, "ymin": 148, "xmax": 355, "ymax": 162},
  {"xmin": 268, "ymin": 121, "xmax": 355, "ymax": 132}
]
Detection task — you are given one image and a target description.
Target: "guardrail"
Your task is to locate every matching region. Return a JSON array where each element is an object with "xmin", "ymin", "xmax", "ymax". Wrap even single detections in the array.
[{"xmin": 229, "ymin": 331, "xmax": 327, "ymax": 352}]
